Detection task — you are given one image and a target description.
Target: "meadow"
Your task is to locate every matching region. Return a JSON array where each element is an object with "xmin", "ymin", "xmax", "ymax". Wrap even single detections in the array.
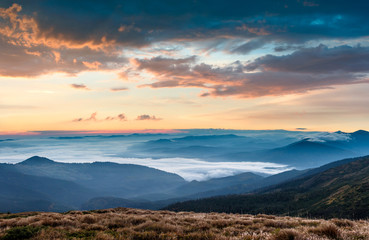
[{"xmin": 0, "ymin": 208, "xmax": 368, "ymax": 240}]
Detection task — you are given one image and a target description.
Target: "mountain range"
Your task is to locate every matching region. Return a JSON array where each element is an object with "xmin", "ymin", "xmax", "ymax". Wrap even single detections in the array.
[
  {"xmin": 0, "ymin": 155, "xmax": 304, "ymax": 212},
  {"xmin": 1, "ymin": 130, "xmax": 369, "ymax": 216},
  {"xmin": 0, "ymin": 156, "xmax": 185, "ymax": 212},
  {"xmin": 127, "ymin": 130, "xmax": 369, "ymax": 169},
  {"xmin": 165, "ymin": 155, "xmax": 369, "ymax": 219}
]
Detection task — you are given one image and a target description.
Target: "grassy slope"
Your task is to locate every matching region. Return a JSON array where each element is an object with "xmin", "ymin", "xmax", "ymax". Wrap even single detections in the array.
[{"xmin": 0, "ymin": 208, "xmax": 368, "ymax": 240}]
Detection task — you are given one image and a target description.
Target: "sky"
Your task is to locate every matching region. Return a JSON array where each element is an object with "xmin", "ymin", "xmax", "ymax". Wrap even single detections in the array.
[{"xmin": 1, "ymin": 0, "xmax": 369, "ymax": 133}]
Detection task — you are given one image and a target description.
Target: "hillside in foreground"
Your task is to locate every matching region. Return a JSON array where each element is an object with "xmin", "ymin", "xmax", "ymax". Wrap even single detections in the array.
[{"xmin": 0, "ymin": 208, "xmax": 368, "ymax": 240}]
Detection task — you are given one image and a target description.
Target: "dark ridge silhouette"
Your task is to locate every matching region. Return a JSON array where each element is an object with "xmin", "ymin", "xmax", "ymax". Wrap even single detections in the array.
[
  {"xmin": 165, "ymin": 155, "xmax": 369, "ymax": 219},
  {"xmin": 18, "ymin": 156, "xmax": 56, "ymax": 165}
]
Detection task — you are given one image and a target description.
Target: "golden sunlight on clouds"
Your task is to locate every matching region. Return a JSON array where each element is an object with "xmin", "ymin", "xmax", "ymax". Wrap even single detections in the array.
[{"xmin": 1, "ymin": 1, "xmax": 369, "ymax": 133}]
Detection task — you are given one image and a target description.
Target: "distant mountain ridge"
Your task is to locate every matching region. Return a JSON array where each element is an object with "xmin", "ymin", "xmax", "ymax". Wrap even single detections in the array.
[
  {"xmin": 0, "ymin": 163, "xmax": 96, "ymax": 212},
  {"xmin": 165, "ymin": 155, "xmax": 369, "ymax": 219},
  {"xmin": 0, "ymin": 155, "xmax": 306, "ymax": 213},
  {"xmin": 127, "ymin": 130, "xmax": 369, "ymax": 168},
  {"xmin": 19, "ymin": 156, "xmax": 55, "ymax": 165},
  {"xmin": 14, "ymin": 156, "xmax": 186, "ymax": 198},
  {"xmin": 0, "ymin": 156, "xmax": 186, "ymax": 212},
  {"xmin": 2, "ymin": 129, "xmax": 369, "ymax": 214}
]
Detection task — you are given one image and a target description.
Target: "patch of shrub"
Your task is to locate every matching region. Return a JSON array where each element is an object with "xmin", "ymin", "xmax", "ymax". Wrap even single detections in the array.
[
  {"xmin": 272, "ymin": 229, "xmax": 302, "ymax": 240},
  {"xmin": 264, "ymin": 220, "xmax": 298, "ymax": 228},
  {"xmin": 1, "ymin": 226, "xmax": 41, "ymax": 240},
  {"xmin": 0, "ymin": 213, "xmax": 38, "ymax": 220},
  {"xmin": 131, "ymin": 231, "xmax": 171, "ymax": 240},
  {"xmin": 300, "ymin": 220, "xmax": 320, "ymax": 227},
  {"xmin": 66, "ymin": 230, "xmax": 96, "ymax": 239},
  {"xmin": 211, "ymin": 220, "xmax": 232, "ymax": 229},
  {"xmin": 81, "ymin": 215, "xmax": 97, "ymax": 224},
  {"xmin": 311, "ymin": 224, "xmax": 341, "ymax": 239},
  {"xmin": 128, "ymin": 216, "xmax": 147, "ymax": 225},
  {"xmin": 177, "ymin": 232, "xmax": 215, "ymax": 240},
  {"xmin": 135, "ymin": 221, "xmax": 177, "ymax": 233},
  {"xmin": 331, "ymin": 218, "xmax": 354, "ymax": 228}
]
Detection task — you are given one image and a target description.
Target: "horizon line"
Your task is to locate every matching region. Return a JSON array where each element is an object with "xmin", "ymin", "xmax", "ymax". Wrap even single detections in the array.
[{"xmin": 0, "ymin": 128, "xmax": 365, "ymax": 136}]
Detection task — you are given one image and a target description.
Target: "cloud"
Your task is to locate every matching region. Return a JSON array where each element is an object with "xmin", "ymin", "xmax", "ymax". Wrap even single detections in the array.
[
  {"xmin": 0, "ymin": 4, "xmax": 126, "ymax": 77},
  {"xmin": 136, "ymin": 114, "xmax": 161, "ymax": 121},
  {"xmin": 110, "ymin": 87, "xmax": 128, "ymax": 92},
  {"xmin": 6, "ymin": 1, "xmax": 369, "ymax": 46},
  {"xmin": 70, "ymin": 83, "xmax": 89, "ymax": 90},
  {"xmin": 1, "ymin": 1, "xmax": 369, "ymax": 100},
  {"xmin": 245, "ymin": 45, "xmax": 369, "ymax": 73},
  {"xmin": 119, "ymin": 158, "xmax": 290, "ymax": 181},
  {"xmin": 73, "ymin": 112, "xmax": 97, "ymax": 122},
  {"xmin": 202, "ymin": 71, "xmax": 367, "ymax": 98},
  {"xmin": 307, "ymin": 132, "xmax": 352, "ymax": 142},
  {"xmin": 74, "ymin": 112, "xmax": 127, "ymax": 122},
  {"xmin": 274, "ymin": 45, "xmax": 301, "ymax": 52},
  {"xmin": 105, "ymin": 113, "xmax": 127, "ymax": 121},
  {"xmin": 82, "ymin": 61, "xmax": 102, "ymax": 70},
  {"xmin": 137, "ymin": 44, "xmax": 369, "ymax": 98},
  {"xmin": 136, "ymin": 56, "xmax": 196, "ymax": 76},
  {"xmin": 231, "ymin": 38, "xmax": 268, "ymax": 54},
  {"xmin": 1, "ymin": 0, "xmax": 368, "ymax": 59}
]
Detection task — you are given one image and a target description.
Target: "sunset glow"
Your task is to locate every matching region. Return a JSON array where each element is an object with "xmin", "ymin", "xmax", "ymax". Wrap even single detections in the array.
[{"xmin": 1, "ymin": 1, "xmax": 369, "ymax": 133}]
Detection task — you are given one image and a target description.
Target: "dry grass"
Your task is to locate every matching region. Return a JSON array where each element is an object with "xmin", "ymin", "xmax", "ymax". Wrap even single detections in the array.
[{"xmin": 0, "ymin": 208, "xmax": 368, "ymax": 239}]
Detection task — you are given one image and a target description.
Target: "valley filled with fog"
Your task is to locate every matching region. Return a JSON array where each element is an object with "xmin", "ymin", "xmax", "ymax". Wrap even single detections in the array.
[{"xmin": 0, "ymin": 129, "xmax": 360, "ymax": 181}]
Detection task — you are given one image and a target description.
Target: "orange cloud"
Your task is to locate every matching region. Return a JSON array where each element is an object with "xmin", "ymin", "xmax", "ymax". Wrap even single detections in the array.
[
  {"xmin": 0, "ymin": 4, "xmax": 126, "ymax": 77},
  {"xmin": 82, "ymin": 61, "xmax": 102, "ymax": 70},
  {"xmin": 0, "ymin": 4, "xmax": 114, "ymax": 51},
  {"xmin": 135, "ymin": 50, "xmax": 369, "ymax": 98}
]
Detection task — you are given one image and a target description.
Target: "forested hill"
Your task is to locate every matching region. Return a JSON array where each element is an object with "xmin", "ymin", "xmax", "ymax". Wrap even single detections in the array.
[{"xmin": 165, "ymin": 155, "xmax": 369, "ymax": 219}]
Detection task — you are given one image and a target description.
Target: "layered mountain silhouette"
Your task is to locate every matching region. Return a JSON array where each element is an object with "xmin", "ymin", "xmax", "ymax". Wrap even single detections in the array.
[
  {"xmin": 129, "ymin": 131, "xmax": 369, "ymax": 169},
  {"xmin": 219, "ymin": 139, "xmax": 356, "ymax": 168},
  {"xmin": 0, "ymin": 156, "xmax": 304, "ymax": 212},
  {"xmin": 0, "ymin": 156, "xmax": 185, "ymax": 212},
  {"xmin": 165, "ymin": 155, "xmax": 369, "ymax": 219},
  {"xmin": 15, "ymin": 156, "xmax": 185, "ymax": 198},
  {"xmin": 127, "ymin": 134, "xmax": 293, "ymax": 158},
  {"xmin": 2, "ymin": 130, "xmax": 369, "ymax": 215},
  {"xmin": 0, "ymin": 163, "xmax": 96, "ymax": 212}
]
